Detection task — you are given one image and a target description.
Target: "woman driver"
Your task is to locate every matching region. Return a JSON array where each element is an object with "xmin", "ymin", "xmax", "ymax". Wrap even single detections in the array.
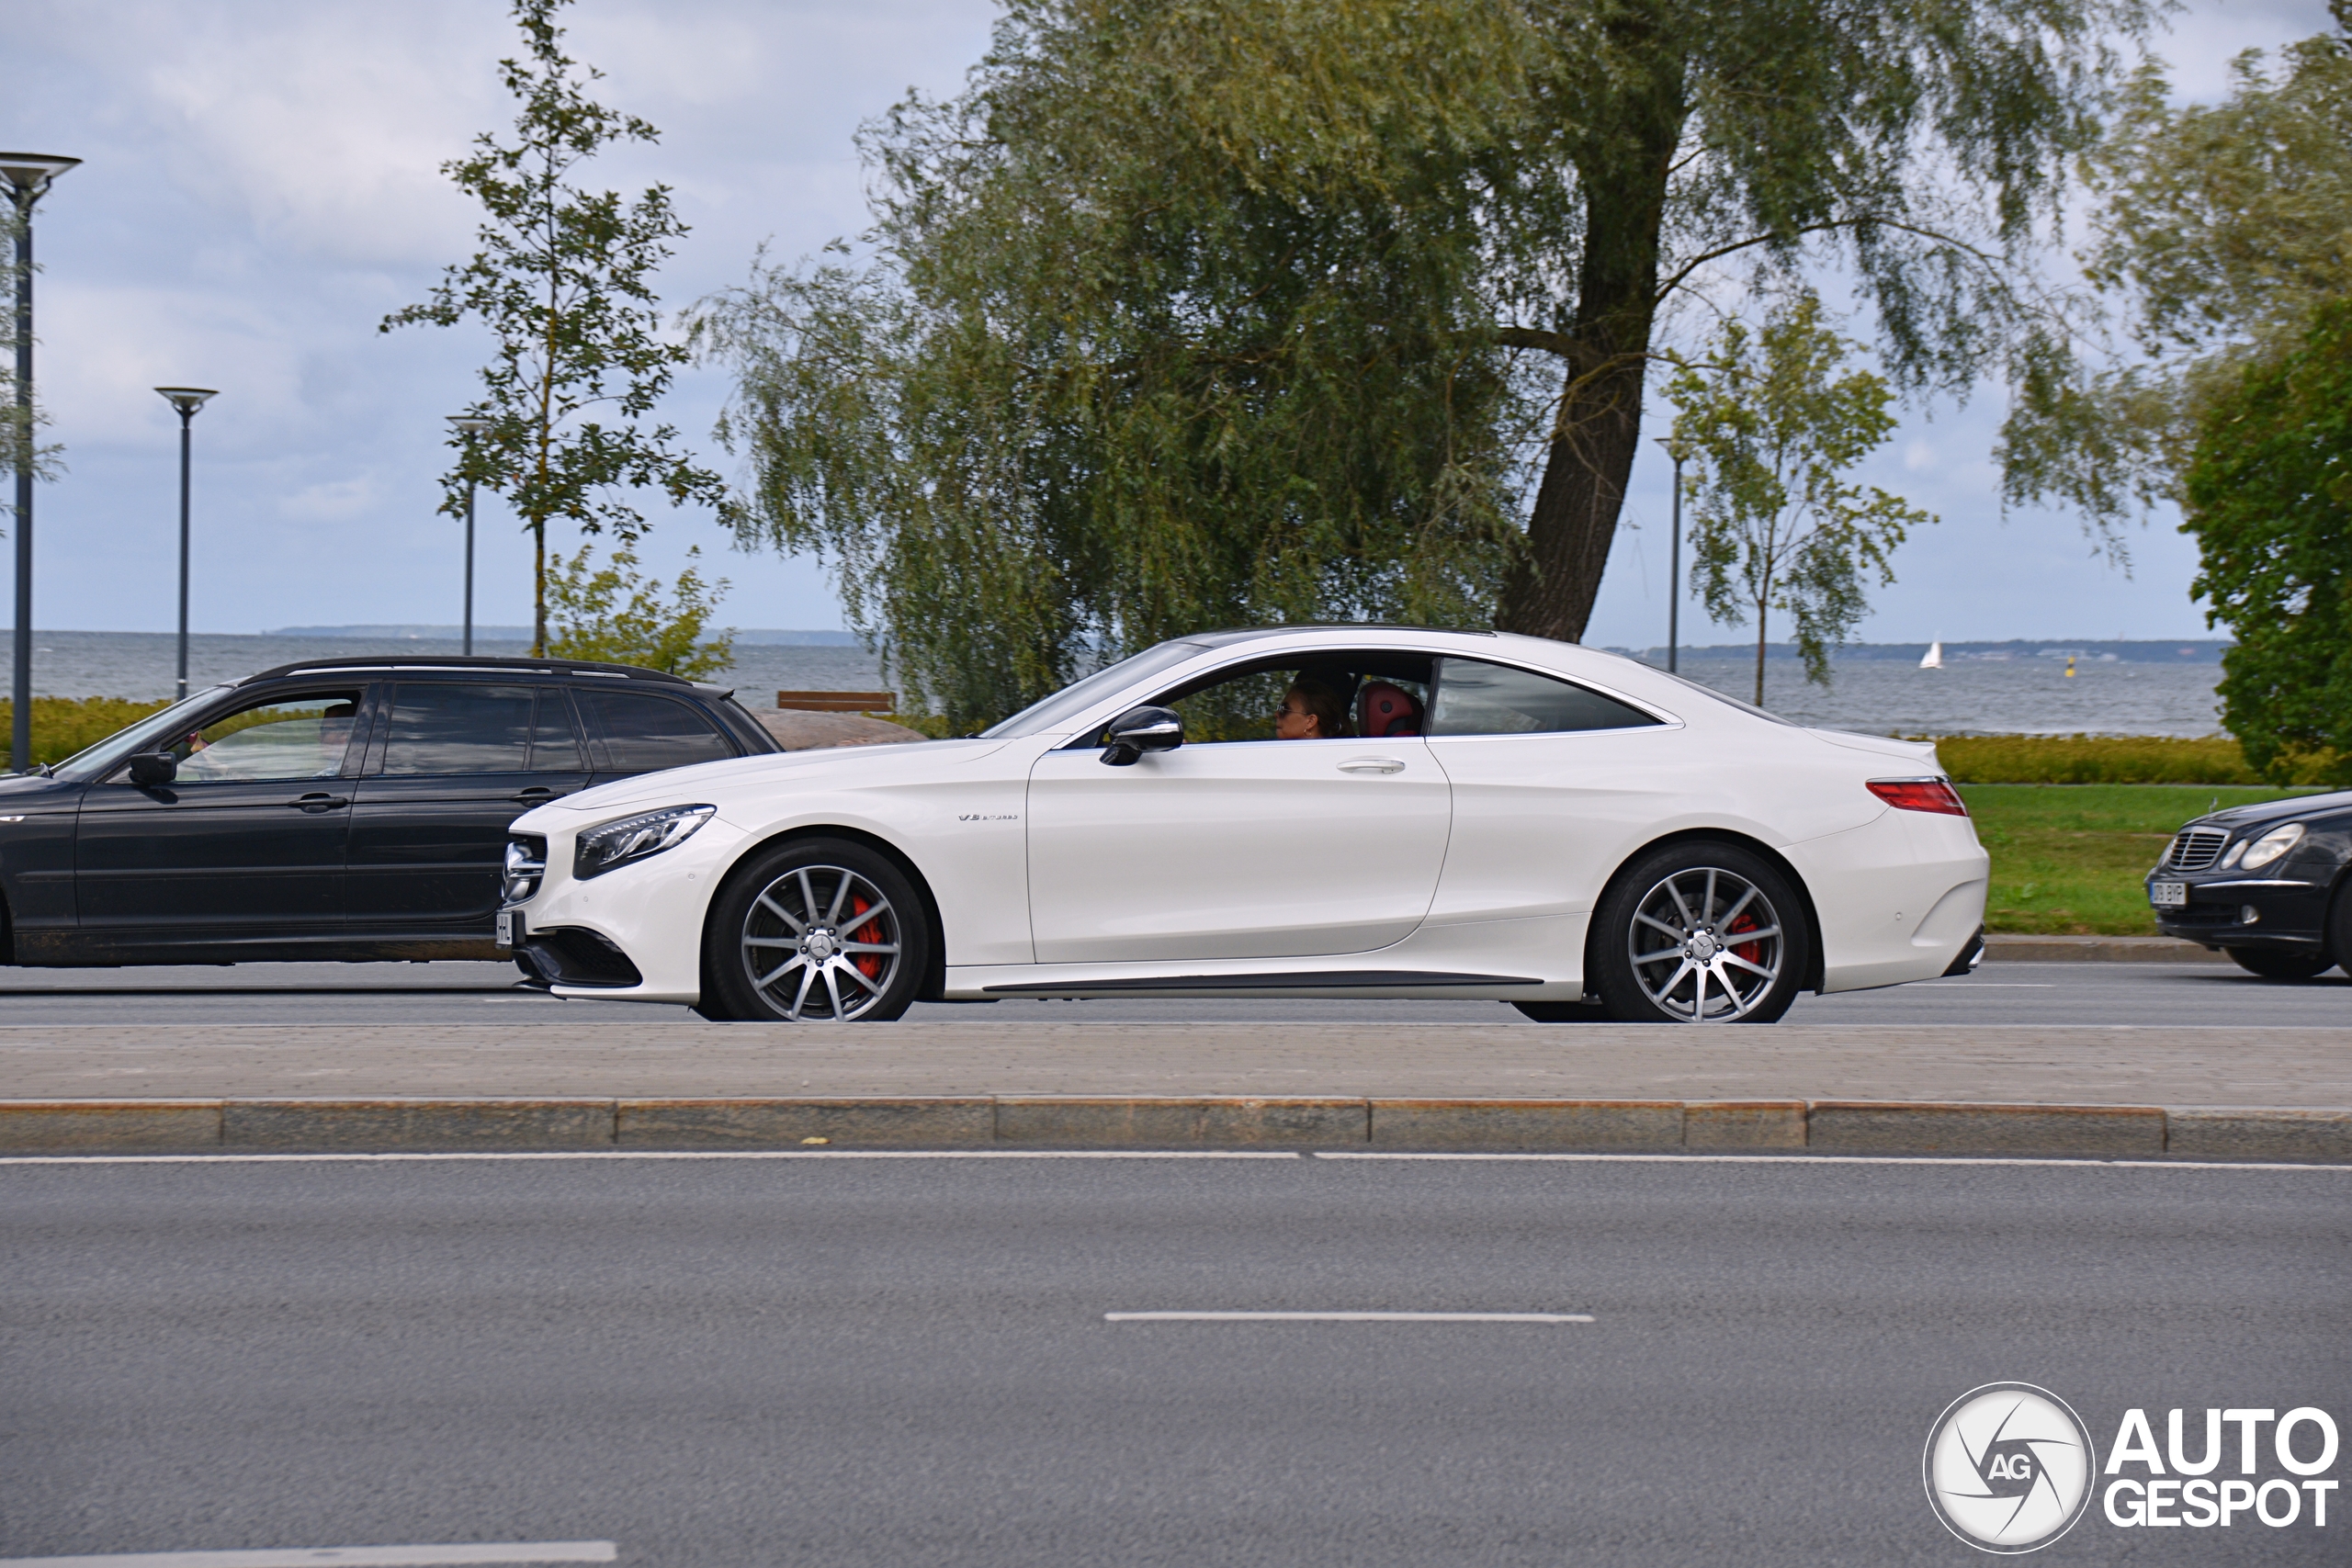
[{"xmin": 1274, "ymin": 679, "xmax": 1349, "ymax": 740}]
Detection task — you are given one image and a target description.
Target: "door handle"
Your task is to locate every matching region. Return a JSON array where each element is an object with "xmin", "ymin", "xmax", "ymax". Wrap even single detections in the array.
[
  {"xmin": 289, "ymin": 793, "xmax": 349, "ymax": 813},
  {"xmin": 511, "ymin": 786, "xmax": 563, "ymax": 804},
  {"xmin": 1338, "ymin": 757, "xmax": 1406, "ymax": 775}
]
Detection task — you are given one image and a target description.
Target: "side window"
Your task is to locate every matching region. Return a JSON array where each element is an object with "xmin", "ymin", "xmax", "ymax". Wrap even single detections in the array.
[
  {"xmin": 165, "ymin": 692, "xmax": 365, "ymax": 784},
  {"xmin": 380, "ymin": 684, "xmax": 537, "ymax": 775},
  {"xmin": 582, "ymin": 689, "xmax": 735, "ymax": 773},
  {"xmin": 1127, "ymin": 651, "xmax": 1437, "ymax": 745},
  {"xmin": 1429, "ymin": 659, "xmax": 1661, "ymax": 737}
]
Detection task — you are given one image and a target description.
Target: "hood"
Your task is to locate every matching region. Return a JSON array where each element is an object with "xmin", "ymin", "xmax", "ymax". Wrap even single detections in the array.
[
  {"xmin": 522, "ymin": 736, "xmax": 1008, "ymax": 823},
  {"xmin": 0, "ymin": 771, "xmax": 85, "ymax": 811},
  {"xmin": 1804, "ymin": 728, "xmax": 1941, "ymax": 769},
  {"xmin": 2190, "ymin": 789, "xmax": 2352, "ymax": 831}
]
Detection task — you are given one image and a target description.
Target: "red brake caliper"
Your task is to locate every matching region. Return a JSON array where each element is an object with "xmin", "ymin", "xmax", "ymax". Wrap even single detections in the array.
[
  {"xmin": 1727, "ymin": 910, "xmax": 1763, "ymax": 968},
  {"xmin": 844, "ymin": 896, "xmax": 883, "ymax": 981}
]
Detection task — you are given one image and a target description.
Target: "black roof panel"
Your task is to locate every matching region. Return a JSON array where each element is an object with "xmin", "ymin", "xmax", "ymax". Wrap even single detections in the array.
[{"xmin": 241, "ymin": 654, "xmax": 695, "ymax": 686}]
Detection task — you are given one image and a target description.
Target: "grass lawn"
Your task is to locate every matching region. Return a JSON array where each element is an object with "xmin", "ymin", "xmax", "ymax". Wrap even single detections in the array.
[{"xmin": 1957, "ymin": 784, "xmax": 2328, "ymax": 935}]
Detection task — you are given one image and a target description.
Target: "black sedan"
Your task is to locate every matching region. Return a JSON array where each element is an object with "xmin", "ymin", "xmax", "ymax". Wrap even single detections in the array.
[
  {"xmin": 2146, "ymin": 790, "xmax": 2352, "ymax": 978},
  {"xmin": 0, "ymin": 656, "xmax": 777, "ymax": 967}
]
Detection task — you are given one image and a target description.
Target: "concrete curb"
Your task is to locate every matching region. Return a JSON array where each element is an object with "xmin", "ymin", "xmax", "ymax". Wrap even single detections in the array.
[
  {"xmin": 2, "ymin": 1096, "xmax": 2346, "ymax": 1162},
  {"xmin": 1983, "ymin": 934, "xmax": 2227, "ymax": 963}
]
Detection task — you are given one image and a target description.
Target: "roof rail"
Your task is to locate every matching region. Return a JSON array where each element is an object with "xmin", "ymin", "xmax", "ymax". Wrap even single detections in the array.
[{"xmin": 240, "ymin": 654, "xmax": 695, "ymax": 686}]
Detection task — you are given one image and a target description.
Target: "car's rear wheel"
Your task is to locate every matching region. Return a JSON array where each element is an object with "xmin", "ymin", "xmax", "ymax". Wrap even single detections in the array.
[
  {"xmin": 2224, "ymin": 947, "xmax": 2335, "ymax": 980},
  {"xmin": 1588, "ymin": 842, "xmax": 1810, "ymax": 1023},
  {"xmin": 695, "ymin": 839, "xmax": 930, "ymax": 1022}
]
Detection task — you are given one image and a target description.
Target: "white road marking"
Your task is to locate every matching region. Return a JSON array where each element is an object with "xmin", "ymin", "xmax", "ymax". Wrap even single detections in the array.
[
  {"xmin": 1913, "ymin": 982, "xmax": 2054, "ymax": 987},
  {"xmin": 1105, "ymin": 1310, "xmax": 1592, "ymax": 1324},
  {"xmin": 0, "ymin": 1543, "xmax": 616, "ymax": 1568},
  {"xmin": 0, "ymin": 1150, "xmax": 2340, "ymax": 1173}
]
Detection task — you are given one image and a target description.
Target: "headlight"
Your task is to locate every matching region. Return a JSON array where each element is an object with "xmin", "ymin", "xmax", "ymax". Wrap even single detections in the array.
[
  {"xmin": 502, "ymin": 835, "xmax": 546, "ymax": 904},
  {"xmin": 574, "ymin": 804, "xmax": 716, "ymax": 880},
  {"xmin": 2241, "ymin": 822, "xmax": 2306, "ymax": 870}
]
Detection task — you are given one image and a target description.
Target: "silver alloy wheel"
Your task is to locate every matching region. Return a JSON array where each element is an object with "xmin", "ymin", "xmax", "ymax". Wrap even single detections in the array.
[
  {"xmin": 737, "ymin": 863, "xmax": 904, "ymax": 1021},
  {"xmin": 1626, "ymin": 865, "xmax": 1785, "ymax": 1022}
]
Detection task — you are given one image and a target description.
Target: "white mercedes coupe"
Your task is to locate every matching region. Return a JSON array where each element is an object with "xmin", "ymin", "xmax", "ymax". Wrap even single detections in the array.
[{"xmin": 498, "ymin": 626, "xmax": 1988, "ymax": 1023}]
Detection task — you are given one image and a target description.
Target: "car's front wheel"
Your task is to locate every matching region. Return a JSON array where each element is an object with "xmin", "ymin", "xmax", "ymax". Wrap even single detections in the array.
[
  {"xmin": 1587, "ymin": 842, "xmax": 1811, "ymax": 1023},
  {"xmin": 695, "ymin": 839, "xmax": 931, "ymax": 1021},
  {"xmin": 2224, "ymin": 947, "xmax": 2335, "ymax": 980}
]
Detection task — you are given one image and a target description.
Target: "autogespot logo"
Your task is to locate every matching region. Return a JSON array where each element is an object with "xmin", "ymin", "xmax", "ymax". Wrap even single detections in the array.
[{"xmin": 1923, "ymin": 1382, "xmax": 2098, "ymax": 1553}]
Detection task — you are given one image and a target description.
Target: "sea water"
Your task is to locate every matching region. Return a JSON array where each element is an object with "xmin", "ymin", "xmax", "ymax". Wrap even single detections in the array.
[{"xmin": 0, "ymin": 630, "xmax": 2225, "ymax": 737}]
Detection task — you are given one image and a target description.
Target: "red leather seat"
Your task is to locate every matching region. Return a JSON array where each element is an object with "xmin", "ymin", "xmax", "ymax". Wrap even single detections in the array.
[{"xmin": 1357, "ymin": 682, "xmax": 1423, "ymax": 739}]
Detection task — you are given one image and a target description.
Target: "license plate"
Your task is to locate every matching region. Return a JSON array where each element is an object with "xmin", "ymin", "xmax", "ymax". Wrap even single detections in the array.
[
  {"xmin": 496, "ymin": 908, "xmax": 520, "ymax": 947},
  {"xmin": 2149, "ymin": 881, "xmax": 2187, "ymax": 908}
]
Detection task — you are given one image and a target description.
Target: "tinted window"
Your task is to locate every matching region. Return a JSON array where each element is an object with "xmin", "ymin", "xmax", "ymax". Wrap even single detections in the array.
[
  {"xmin": 169, "ymin": 692, "xmax": 364, "ymax": 783},
  {"xmin": 381, "ymin": 684, "xmax": 537, "ymax": 774},
  {"xmin": 583, "ymin": 689, "xmax": 734, "ymax": 773},
  {"xmin": 1430, "ymin": 659, "xmax": 1660, "ymax": 736}
]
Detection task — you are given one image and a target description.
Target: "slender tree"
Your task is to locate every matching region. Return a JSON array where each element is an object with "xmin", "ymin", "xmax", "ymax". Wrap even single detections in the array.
[
  {"xmin": 384, "ymin": 0, "xmax": 735, "ymax": 655},
  {"xmin": 0, "ymin": 205, "xmax": 63, "ymax": 532},
  {"xmin": 1668, "ymin": 294, "xmax": 1933, "ymax": 705}
]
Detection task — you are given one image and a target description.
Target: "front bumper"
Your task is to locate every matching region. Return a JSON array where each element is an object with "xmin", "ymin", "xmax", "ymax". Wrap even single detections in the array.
[{"xmin": 2147, "ymin": 866, "xmax": 2332, "ymax": 950}]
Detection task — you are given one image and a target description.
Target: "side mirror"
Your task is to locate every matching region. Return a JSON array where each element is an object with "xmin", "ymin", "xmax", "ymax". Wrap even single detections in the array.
[
  {"xmin": 1101, "ymin": 705, "xmax": 1182, "ymax": 767},
  {"xmin": 127, "ymin": 751, "xmax": 178, "ymax": 787}
]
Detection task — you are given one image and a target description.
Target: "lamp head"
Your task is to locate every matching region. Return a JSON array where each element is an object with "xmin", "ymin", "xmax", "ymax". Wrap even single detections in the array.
[
  {"xmin": 447, "ymin": 415, "xmax": 494, "ymax": 436},
  {"xmin": 154, "ymin": 388, "xmax": 220, "ymax": 417},
  {"xmin": 1655, "ymin": 433, "xmax": 1691, "ymax": 465},
  {"xmin": 0, "ymin": 153, "xmax": 81, "ymax": 201}
]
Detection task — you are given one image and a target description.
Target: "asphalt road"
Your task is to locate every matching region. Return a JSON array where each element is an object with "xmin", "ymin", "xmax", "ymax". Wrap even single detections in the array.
[
  {"xmin": 2, "ymin": 1156, "xmax": 2344, "ymax": 1567},
  {"xmin": 0, "ymin": 958, "xmax": 2342, "ymax": 1026}
]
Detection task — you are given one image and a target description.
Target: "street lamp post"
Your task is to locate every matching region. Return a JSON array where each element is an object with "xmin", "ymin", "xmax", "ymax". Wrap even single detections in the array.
[
  {"xmin": 2, "ymin": 152, "xmax": 81, "ymax": 773},
  {"xmin": 1655, "ymin": 435, "xmax": 1690, "ymax": 674},
  {"xmin": 447, "ymin": 416, "xmax": 492, "ymax": 655},
  {"xmin": 155, "ymin": 389, "xmax": 218, "ymax": 699}
]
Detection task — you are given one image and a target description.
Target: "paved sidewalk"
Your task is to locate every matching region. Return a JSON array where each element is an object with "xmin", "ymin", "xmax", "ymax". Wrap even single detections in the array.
[
  {"xmin": 1, "ymin": 1021, "xmax": 2348, "ymax": 1162},
  {"xmin": 0, "ymin": 1021, "xmax": 2346, "ymax": 1105}
]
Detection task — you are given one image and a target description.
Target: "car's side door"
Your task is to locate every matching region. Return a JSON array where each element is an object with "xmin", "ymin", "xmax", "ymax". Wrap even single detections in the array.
[
  {"xmin": 573, "ymin": 685, "xmax": 742, "ymax": 784},
  {"xmin": 1023, "ymin": 652, "xmax": 1453, "ymax": 964},
  {"xmin": 345, "ymin": 682, "xmax": 592, "ymax": 932},
  {"xmin": 74, "ymin": 685, "xmax": 368, "ymax": 941},
  {"xmin": 1419, "ymin": 656, "xmax": 1676, "ymax": 925}
]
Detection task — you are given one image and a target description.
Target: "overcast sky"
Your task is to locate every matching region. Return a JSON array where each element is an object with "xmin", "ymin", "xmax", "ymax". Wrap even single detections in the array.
[{"xmin": 4, "ymin": 0, "xmax": 2333, "ymax": 648}]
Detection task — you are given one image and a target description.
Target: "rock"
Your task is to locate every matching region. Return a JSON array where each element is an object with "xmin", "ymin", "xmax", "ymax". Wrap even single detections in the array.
[{"xmin": 749, "ymin": 707, "xmax": 929, "ymax": 751}]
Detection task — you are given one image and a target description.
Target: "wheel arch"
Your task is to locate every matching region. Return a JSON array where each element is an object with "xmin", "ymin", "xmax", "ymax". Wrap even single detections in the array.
[
  {"xmin": 1585, "ymin": 829, "xmax": 1826, "ymax": 994},
  {"xmin": 705, "ymin": 824, "xmax": 949, "ymax": 1002}
]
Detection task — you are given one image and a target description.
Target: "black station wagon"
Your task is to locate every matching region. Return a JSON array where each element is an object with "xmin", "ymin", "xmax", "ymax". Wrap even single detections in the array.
[
  {"xmin": 0, "ymin": 656, "xmax": 778, "ymax": 967},
  {"xmin": 2147, "ymin": 789, "xmax": 2352, "ymax": 978}
]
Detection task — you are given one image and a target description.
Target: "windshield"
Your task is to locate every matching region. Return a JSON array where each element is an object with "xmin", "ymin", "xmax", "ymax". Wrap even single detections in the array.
[
  {"xmin": 51, "ymin": 686, "xmax": 235, "ymax": 782},
  {"xmin": 978, "ymin": 641, "xmax": 1216, "ymax": 739}
]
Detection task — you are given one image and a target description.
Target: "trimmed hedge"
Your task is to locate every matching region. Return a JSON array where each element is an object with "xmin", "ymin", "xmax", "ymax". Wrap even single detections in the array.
[
  {"xmin": 1928, "ymin": 733, "xmax": 2267, "ymax": 785},
  {"xmin": 0, "ymin": 697, "xmax": 176, "ymax": 771}
]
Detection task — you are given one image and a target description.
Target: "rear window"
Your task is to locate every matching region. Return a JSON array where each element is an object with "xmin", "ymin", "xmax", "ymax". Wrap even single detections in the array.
[
  {"xmin": 1430, "ymin": 659, "xmax": 1662, "ymax": 736},
  {"xmin": 581, "ymin": 689, "xmax": 737, "ymax": 773}
]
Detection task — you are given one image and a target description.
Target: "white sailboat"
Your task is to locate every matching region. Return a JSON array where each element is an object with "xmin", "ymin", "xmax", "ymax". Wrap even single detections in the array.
[{"xmin": 1918, "ymin": 639, "xmax": 1945, "ymax": 670}]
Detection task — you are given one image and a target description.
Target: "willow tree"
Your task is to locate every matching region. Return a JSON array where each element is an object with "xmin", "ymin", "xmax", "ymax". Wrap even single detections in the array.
[
  {"xmin": 2006, "ymin": 2, "xmax": 2352, "ymax": 526},
  {"xmin": 702, "ymin": 0, "xmax": 2151, "ymax": 722},
  {"xmin": 697, "ymin": 0, "xmax": 1528, "ymax": 727},
  {"xmin": 1489, "ymin": 0, "xmax": 2154, "ymax": 638}
]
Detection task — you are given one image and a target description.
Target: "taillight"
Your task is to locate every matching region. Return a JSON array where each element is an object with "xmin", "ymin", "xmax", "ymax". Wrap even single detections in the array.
[{"xmin": 1868, "ymin": 778, "xmax": 1968, "ymax": 817}]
